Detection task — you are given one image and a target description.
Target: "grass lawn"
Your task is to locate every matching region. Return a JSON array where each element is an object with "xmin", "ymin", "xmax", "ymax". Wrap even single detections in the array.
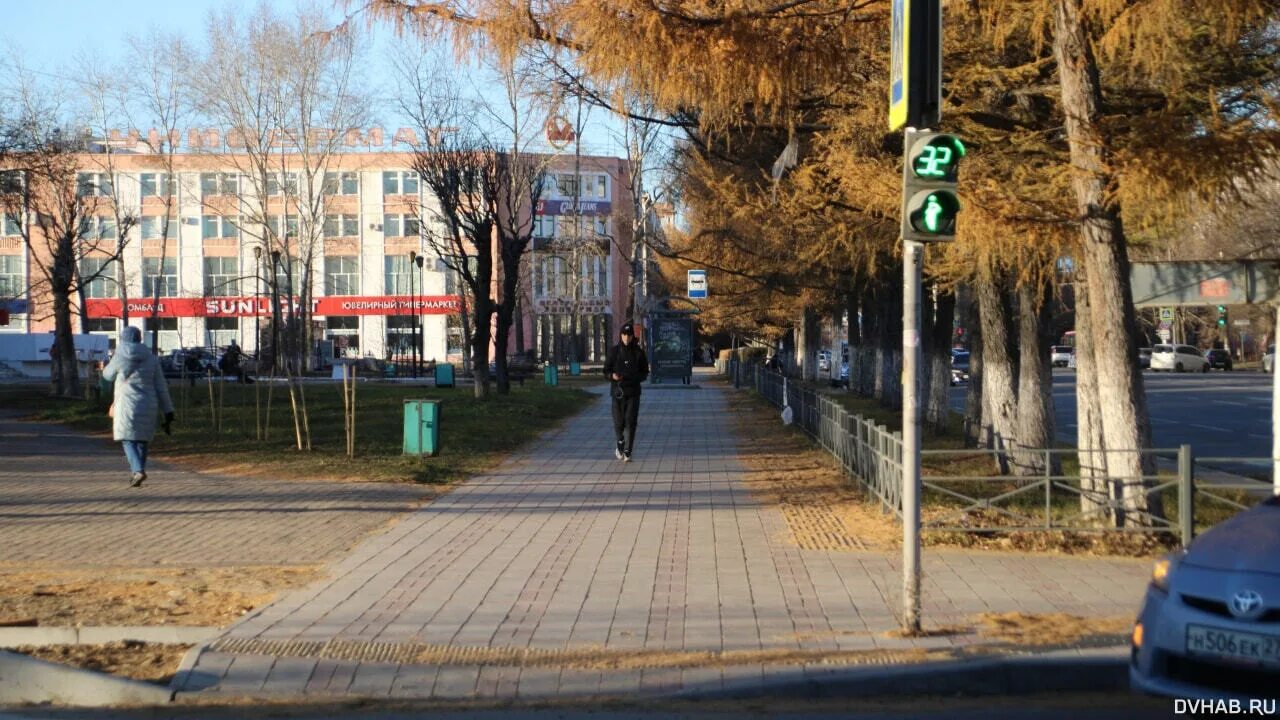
[{"xmin": 0, "ymin": 379, "xmax": 595, "ymax": 485}]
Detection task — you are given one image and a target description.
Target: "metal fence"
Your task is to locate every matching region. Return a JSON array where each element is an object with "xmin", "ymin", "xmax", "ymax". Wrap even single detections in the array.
[
  {"xmin": 730, "ymin": 360, "xmax": 1272, "ymax": 543},
  {"xmin": 740, "ymin": 360, "xmax": 905, "ymax": 518}
]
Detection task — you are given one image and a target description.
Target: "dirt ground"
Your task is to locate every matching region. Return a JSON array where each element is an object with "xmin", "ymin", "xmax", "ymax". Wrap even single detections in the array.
[{"xmin": 0, "ymin": 565, "xmax": 317, "ymax": 627}]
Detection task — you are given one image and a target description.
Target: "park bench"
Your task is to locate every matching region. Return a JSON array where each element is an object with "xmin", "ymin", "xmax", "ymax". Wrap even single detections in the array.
[{"xmin": 505, "ymin": 355, "xmax": 539, "ymax": 386}]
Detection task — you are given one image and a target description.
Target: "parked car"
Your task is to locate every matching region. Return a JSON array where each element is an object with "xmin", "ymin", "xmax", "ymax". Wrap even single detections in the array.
[
  {"xmin": 1150, "ymin": 344, "xmax": 1210, "ymax": 373},
  {"xmin": 1138, "ymin": 347, "xmax": 1152, "ymax": 369},
  {"xmin": 1263, "ymin": 345, "xmax": 1275, "ymax": 374},
  {"xmin": 1131, "ymin": 495, "xmax": 1280, "ymax": 699},
  {"xmin": 1050, "ymin": 345, "xmax": 1075, "ymax": 367},
  {"xmin": 817, "ymin": 350, "xmax": 832, "ymax": 373},
  {"xmin": 950, "ymin": 350, "xmax": 970, "ymax": 385},
  {"xmin": 1204, "ymin": 348, "xmax": 1233, "ymax": 371}
]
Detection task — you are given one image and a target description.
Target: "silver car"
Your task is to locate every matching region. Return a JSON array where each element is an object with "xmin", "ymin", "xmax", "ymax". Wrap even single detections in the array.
[{"xmin": 1131, "ymin": 496, "xmax": 1280, "ymax": 698}]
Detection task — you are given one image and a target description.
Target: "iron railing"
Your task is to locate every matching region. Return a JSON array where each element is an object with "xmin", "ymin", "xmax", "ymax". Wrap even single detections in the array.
[{"xmin": 730, "ymin": 360, "xmax": 1273, "ymax": 544}]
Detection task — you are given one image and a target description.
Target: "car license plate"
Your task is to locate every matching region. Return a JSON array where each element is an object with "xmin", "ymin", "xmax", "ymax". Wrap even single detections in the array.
[{"xmin": 1186, "ymin": 624, "xmax": 1280, "ymax": 665}]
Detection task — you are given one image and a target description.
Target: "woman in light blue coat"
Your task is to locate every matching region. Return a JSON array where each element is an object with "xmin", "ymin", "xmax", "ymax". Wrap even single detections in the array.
[{"xmin": 102, "ymin": 326, "xmax": 174, "ymax": 487}]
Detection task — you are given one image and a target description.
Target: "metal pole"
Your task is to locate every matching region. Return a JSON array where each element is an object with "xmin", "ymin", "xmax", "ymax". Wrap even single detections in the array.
[
  {"xmin": 1273, "ymin": 303, "xmax": 1280, "ymax": 495},
  {"xmin": 902, "ymin": 239, "xmax": 922, "ymax": 634},
  {"xmin": 1178, "ymin": 444, "xmax": 1194, "ymax": 546}
]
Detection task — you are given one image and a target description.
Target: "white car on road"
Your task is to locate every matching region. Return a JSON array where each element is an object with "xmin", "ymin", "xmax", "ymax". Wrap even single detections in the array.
[
  {"xmin": 1263, "ymin": 345, "xmax": 1274, "ymax": 374},
  {"xmin": 1150, "ymin": 344, "xmax": 1209, "ymax": 373}
]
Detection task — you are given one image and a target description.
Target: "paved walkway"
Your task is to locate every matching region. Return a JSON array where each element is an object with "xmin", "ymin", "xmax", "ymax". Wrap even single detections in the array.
[
  {"xmin": 0, "ymin": 411, "xmax": 426, "ymax": 567},
  {"xmin": 172, "ymin": 370, "xmax": 1150, "ymax": 701}
]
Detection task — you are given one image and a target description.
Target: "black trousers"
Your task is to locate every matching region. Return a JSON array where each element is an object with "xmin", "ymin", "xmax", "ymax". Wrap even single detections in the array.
[{"xmin": 611, "ymin": 394, "xmax": 641, "ymax": 452}]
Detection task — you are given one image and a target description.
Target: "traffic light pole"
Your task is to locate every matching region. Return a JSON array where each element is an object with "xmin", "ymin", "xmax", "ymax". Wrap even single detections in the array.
[
  {"xmin": 1274, "ymin": 303, "xmax": 1280, "ymax": 496},
  {"xmin": 902, "ymin": 234, "xmax": 923, "ymax": 634}
]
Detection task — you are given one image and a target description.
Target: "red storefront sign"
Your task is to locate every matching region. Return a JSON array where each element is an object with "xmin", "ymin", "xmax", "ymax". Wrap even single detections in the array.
[{"xmin": 85, "ymin": 295, "xmax": 462, "ymax": 318}]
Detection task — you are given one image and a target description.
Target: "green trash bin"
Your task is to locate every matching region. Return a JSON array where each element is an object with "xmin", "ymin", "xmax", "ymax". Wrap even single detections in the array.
[
  {"xmin": 403, "ymin": 399, "xmax": 440, "ymax": 456},
  {"xmin": 99, "ymin": 376, "xmax": 113, "ymax": 397},
  {"xmin": 434, "ymin": 362, "xmax": 455, "ymax": 388},
  {"xmin": 543, "ymin": 363, "xmax": 559, "ymax": 386},
  {"xmin": 569, "ymin": 361, "xmax": 581, "ymax": 376}
]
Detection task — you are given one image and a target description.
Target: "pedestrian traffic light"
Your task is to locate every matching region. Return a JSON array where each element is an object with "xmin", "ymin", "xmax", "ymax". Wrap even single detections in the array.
[
  {"xmin": 1217, "ymin": 305, "xmax": 1227, "ymax": 327},
  {"xmin": 902, "ymin": 130, "xmax": 964, "ymax": 242}
]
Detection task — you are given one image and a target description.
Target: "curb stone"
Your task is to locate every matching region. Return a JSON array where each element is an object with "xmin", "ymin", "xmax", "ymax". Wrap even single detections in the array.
[
  {"xmin": 0, "ymin": 650, "xmax": 173, "ymax": 707},
  {"xmin": 0, "ymin": 626, "xmax": 218, "ymax": 649},
  {"xmin": 679, "ymin": 648, "xmax": 1130, "ymax": 700}
]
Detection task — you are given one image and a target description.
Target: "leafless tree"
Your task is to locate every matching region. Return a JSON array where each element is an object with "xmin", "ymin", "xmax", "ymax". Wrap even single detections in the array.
[{"xmin": 197, "ymin": 2, "xmax": 371, "ymax": 447}]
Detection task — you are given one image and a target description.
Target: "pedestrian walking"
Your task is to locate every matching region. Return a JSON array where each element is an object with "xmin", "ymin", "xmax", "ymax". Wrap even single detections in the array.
[
  {"xmin": 603, "ymin": 322, "xmax": 649, "ymax": 462},
  {"xmin": 102, "ymin": 326, "xmax": 174, "ymax": 487}
]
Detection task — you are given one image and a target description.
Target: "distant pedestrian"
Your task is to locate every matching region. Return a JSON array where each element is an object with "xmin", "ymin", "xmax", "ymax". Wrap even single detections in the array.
[
  {"xmin": 102, "ymin": 326, "xmax": 174, "ymax": 488},
  {"xmin": 219, "ymin": 339, "xmax": 249, "ymax": 383},
  {"xmin": 603, "ymin": 322, "xmax": 649, "ymax": 462}
]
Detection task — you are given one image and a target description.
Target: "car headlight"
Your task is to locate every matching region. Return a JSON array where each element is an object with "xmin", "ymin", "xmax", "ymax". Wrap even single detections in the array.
[{"xmin": 1151, "ymin": 550, "xmax": 1186, "ymax": 592}]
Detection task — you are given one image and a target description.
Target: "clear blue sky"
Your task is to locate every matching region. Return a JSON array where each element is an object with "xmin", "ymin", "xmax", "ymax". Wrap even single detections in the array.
[{"xmin": 2, "ymin": 0, "xmax": 627, "ymax": 156}]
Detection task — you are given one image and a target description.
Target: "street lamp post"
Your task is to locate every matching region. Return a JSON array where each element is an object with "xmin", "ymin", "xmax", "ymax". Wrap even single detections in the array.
[
  {"xmin": 270, "ymin": 250, "xmax": 281, "ymax": 375},
  {"xmin": 409, "ymin": 251, "xmax": 418, "ymax": 378},
  {"xmin": 415, "ymin": 254, "xmax": 425, "ymax": 378}
]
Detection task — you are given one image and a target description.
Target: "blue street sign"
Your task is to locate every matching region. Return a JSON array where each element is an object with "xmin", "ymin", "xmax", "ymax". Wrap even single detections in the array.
[{"xmin": 687, "ymin": 269, "xmax": 707, "ymax": 299}]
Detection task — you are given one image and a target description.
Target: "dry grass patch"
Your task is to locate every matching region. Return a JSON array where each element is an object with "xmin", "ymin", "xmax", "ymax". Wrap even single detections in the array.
[
  {"xmin": 0, "ymin": 566, "xmax": 317, "ymax": 627},
  {"xmin": 976, "ymin": 612, "xmax": 1133, "ymax": 646},
  {"xmin": 12, "ymin": 641, "xmax": 190, "ymax": 685}
]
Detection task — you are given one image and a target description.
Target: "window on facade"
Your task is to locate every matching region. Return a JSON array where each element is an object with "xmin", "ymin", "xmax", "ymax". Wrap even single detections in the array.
[
  {"xmin": 2, "ymin": 214, "xmax": 20, "ymax": 236},
  {"xmin": 554, "ymin": 174, "xmax": 578, "ymax": 197},
  {"xmin": 0, "ymin": 170, "xmax": 23, "ymax": 194},
  {"xmin": 382, "ymin": 213, "xmax": 420, "ymax": 238},
  {"xmin": 79, "ymin": 258, "xmax": 118, "ymax": 299},
  {"xmin": 582, "ymin": 255, "xmax": 609, "ymax": 297},
  {"xmin": 324, "ymin": 256, "xmax": 359, "ymax": 295},
  {"xmin": 272, "ymin": 256, "xmax": 301, "ymax": 295},
  {"xmin": 85, "ymin": 318, "xmax": 117, "ymax": 332},
  {"xmin": 385, "ymin": 315, "xmax": 416, "ymax": 359},
  {"xmin": 206, "ymin": 317, "xmax": 239, "ymax": 347},
  {"xmin": 139, "ymin": 173, "xmax": 176, "ymax": 198},
  {"xmin": 79, "ymin": 216, "xmax": 117, "ymax": 240},
  {"xmin": 199, "ymin": 172, "xmax": 238, "ymax": 196},
  {"xmin": 382, "ymin": 170, "xmax": 418, "ymax": 195},
  {"xmin": 142, "ymin": 257, "xmax": 178, "ymax": 297},
  {"xmin": 265, "ymin": 214, "xmax": 299, "ymax": 240},
  {"xmin": 267, "ymin": 172, "xmax": 299, "ymax": 197},
  {"xmin": 326, "ymin": 316, "xmax": 359, "ymax": 357},
  {"xmin": 76, "ymin": 172, "xmax": 113, "ymax": 198},
  {"xmin": 385, "ymin": 255, "xmax": 408, "ymax": 295},
  {"xmin": 323, "ymin": 214, "xmax": 359, "ymax": 237},
  {"xmin": 533, "ymin": 215, "xmax": 555, "ymax": 238},
  {"xmin": 140, "ymin": 215, "xmax": 177, "ymax": 240},
  {"xmin": 0, "ymin": 255, "xmax": 22, "ymax": 298},
  {"xmin": 201, "ymin": 215, "xmax": 238, "ymax": 239},
  {"xmin": 203, "ymin": 257, "xmax": 240, "ymax": 297},
  {"xmin": 323, "ymin": 171, "xmax": 359, "ymax": 195}
]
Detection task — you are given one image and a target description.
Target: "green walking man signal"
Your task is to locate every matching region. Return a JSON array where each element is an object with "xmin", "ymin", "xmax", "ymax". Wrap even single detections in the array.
[{"xmin": 901, "ymin": 129, "xmax": 964, "ymax": 242}]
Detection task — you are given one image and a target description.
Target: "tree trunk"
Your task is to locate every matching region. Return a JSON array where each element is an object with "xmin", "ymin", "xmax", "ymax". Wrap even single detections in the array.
[
  {"xmin": 976, "ymin": 275, "xmax": 1018, "ymax": 470},
  {"xmin": 472, "ymin": 297, "xmax": 492, "ymax": 399},
  {"xmin": 50, "ymin": 288, "xmax": 81, "ymax": 398},
  {"xmin": 1074, "ymin": 271, "xmax": 1112, "ymax": 524},
  {"xmin": 924, "ymin": 290, "xmax": 955, "ymax": 433},
  {"xmin": 962, "ymin": 289, "xmax": 984, "ymax": 448},
  {"xmin": 1054, "ymin": 0, "xmax": 1161, "ymax": 524},
  {"xmin": 1014, "ymin": 280, "xmax": 1059, "ymax": 476}
]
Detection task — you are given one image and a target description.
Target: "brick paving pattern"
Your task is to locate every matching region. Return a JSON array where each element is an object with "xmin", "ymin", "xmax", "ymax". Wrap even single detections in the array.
[
  {"xmin": 169, "ymin": 371, "xmax": 1150, "ymax": 700},
  {"xmin": 0, "ymin": 410, "xmax": 426, "ymax": 567}
]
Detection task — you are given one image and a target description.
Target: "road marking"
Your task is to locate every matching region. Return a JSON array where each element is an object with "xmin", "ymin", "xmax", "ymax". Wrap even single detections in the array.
[
  {"xmin": 1250, "ymin": 434, "xmax": 1272, "ymax": 440},
  {"xmin": 1188, "ymin": 423, "xmax": 1228, "ymax": 432},
  {"xmin": 1211, "ymin": 400, "xmax": 1250, "ymax": 406}
]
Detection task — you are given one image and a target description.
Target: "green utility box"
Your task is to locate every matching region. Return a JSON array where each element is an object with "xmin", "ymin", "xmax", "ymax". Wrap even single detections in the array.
[
  {"xmin": 434, "ymin": 362, "xmax": 455, "ymax": 388},
  {"xmin": 569, "ymin": 361, "xmax": 581, "ymax": 376},
  {"xmin": 403, "ymin": 399, "xmax": 440, "ymax": 456},
  {"xmin": 543, "ymin": 363, "xmax": 559, "ymax": 386}
]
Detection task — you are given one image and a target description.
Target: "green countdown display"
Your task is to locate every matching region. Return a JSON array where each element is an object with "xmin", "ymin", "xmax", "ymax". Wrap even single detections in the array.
[{"xmin": 901, "ymin": 130, "xmax": 964, "ymax": 242}]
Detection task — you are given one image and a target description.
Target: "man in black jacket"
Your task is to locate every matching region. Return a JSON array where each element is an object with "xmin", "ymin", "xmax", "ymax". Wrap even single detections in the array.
[{"xmin": 603, "ymin": 322, "xmax": 649, "ymax": 462}]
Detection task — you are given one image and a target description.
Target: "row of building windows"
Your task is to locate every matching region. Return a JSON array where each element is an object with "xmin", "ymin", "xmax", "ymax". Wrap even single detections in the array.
[
  {"xmin": 72, "ymin": 255, "xmax": 462, "ymax": 299},
  {"xmin": 72, "ymin": 170, "xmax": 611, "ymax": 202}
]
